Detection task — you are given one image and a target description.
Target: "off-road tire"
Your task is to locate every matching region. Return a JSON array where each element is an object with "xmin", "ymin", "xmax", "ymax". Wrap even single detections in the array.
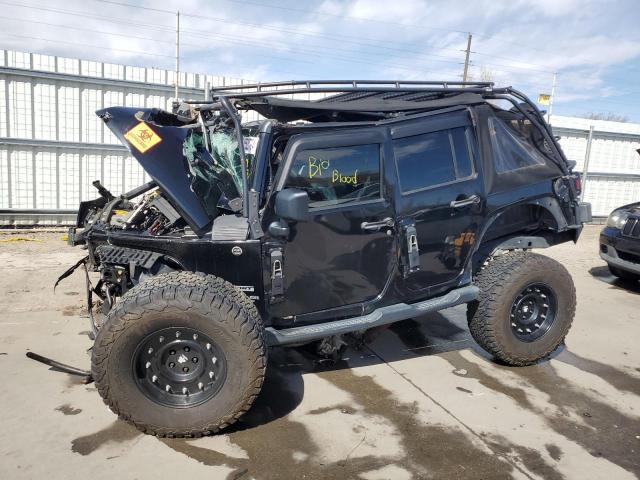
[
  {"xmin": 608, "ymin": 264, "xmax": 640, "ymax": 282},
  {"xmin": 467, "ymin": 251, "xmax": 576, "ymax": 366},
  {"xmin": 91, "ymin": 271, "xmax": 266, "ymax": 437}
]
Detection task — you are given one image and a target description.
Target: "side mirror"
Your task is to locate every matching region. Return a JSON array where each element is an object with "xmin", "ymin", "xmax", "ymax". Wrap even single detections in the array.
[{"xmin": 275, "ymin": 188, "xmax": 309, "ymax": 222}]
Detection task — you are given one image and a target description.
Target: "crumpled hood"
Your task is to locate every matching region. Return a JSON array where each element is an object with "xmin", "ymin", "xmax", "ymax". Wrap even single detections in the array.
[{"xmin": 97, "ymin": 106, "xmax": 212, "ymax": 234}]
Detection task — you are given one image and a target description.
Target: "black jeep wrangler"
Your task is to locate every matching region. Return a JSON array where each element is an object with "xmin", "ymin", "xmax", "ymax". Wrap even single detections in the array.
[{"xmin": 63, "ymin": 80, "xmax": 591, "ymax": 437}]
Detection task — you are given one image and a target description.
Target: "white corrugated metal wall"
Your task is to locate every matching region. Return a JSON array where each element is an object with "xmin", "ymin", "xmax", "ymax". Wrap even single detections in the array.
[
  {"xmin": 552, "ymin": 116, "xmax": 640, "ymax": 217},
  {"xmin": 0, "ymin": 49, "xmax": 638, "ymax": 224},
  {"xmin": 0, "ymin": 50, "xmax": 255, "ymax": 224}
]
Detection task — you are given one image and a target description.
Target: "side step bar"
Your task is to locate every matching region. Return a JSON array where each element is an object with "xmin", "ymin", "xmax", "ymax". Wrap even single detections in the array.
[{"xmin": 264, "ymin": 284, "xmax": 479, "ymax": 346}]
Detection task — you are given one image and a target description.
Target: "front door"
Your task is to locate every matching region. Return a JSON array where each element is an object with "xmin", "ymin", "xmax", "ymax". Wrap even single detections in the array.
[
  {"xmin": 390, "ymin": 110, "xmax": 485, "ymax": 295},
  {"xmin": 270, "ymin": 128, "xmax": 397, "ymax": 318}
]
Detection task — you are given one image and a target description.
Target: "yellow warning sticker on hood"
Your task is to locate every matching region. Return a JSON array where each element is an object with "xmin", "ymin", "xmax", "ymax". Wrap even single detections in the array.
[{"xmin": 124, "ymin": 121, "xmax": 162, "ymax": 154}]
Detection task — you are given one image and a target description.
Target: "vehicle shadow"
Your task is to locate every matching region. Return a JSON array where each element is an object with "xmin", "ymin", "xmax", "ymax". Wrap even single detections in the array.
[
  {"xmin": 230, "ymin": 308, "xmax": 480, "ymax": 432},
  {"xmin": 588, "ymin": 265, "xmax": 640, "ymax": 295}
]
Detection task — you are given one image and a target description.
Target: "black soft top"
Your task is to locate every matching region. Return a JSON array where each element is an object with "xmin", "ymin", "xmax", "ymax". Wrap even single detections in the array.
[{"xmin": 240, "ymin": 91, "xmax": 486, "ymax": 122}]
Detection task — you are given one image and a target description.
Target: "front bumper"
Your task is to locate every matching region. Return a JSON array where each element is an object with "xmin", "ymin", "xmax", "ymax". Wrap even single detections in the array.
[{"xmin": 600, "ymin": 226, "xmax": 640, "ymax": 274}]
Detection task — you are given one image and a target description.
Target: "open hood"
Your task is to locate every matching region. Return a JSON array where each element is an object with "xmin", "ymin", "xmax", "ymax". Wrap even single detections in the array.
[{"xmin": 98, "ymin": 107, "xmax": 243, "ymax": 235}]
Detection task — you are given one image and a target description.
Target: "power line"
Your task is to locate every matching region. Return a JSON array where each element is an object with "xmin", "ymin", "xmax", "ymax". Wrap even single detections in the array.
[
  {"xmin": 86, "ymin": 0, "xmax": 565, "ymax": 75},
  {"xmin": 218, "ymin": 0, "xmax": 570, "ymax": 58},
  {"xmin": 0, "ymin": 4, "xmax": 470, "ymax": 76},
  {"xmin": 215, "ymin": 0, "xmax": 470, "ymax": 35},
  {"xmin": 0, "ymin": 1, "xmax": 468, "ymax": 71},
  {"xmin": 93, "ymin": 0, "xmax": 469, "ymax": 36},
  {"xmin": 0, "ymin": 15, "xmax": 180, "ymax": 46},
  {"xmin": 89, "ymin": 0, "xmax": 468, "ymax": 62},
  {"xmin": 0, "ymin": 1, "xmax": 174, "ymax": 32},
  {"xmin": 0, "ymin": 32, "xmax": 175, "ymax": 59},
  {"xmin": 4, "ymin": 0, "xmax": 566, "ymax": 78},
  {"xmin": 3, "ymin": 0, "xmax": 625, "ymax": 88}
]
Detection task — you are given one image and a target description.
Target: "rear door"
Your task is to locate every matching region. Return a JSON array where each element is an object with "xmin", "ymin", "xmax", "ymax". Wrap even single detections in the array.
[
  {"xmin": 269, "ymin": 127, "xmax": 397, "ymax": 318},
  {"xmin": 391, "ymin": 110, "xmax": 485, "ymax": 295}
]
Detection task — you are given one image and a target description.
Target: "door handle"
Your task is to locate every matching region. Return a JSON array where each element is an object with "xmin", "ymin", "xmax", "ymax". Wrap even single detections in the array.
[
  {"xmin": 450, "ymin": 195, "xmax": 481, "ymax": 208},
  {"xmin": 361, "ymin": 217, "xmax": 394, "ymax": 231}
]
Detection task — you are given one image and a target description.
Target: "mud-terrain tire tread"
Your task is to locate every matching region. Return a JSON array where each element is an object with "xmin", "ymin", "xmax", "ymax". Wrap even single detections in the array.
[
  {"xmin": 91, "ymin": 271, "xmax": 266, "ymax": 438},
  {"xmin": 467, "ymin": 251, "xmax": 576, "ymax": 366}
]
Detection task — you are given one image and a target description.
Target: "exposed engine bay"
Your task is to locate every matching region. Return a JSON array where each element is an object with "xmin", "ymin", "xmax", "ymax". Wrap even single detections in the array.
[{"xmin": 81, "ymin": 183, "xmax": 185, "ymax": 236}]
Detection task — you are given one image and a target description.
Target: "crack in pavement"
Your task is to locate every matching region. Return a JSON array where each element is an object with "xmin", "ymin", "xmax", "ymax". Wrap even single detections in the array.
[{"xmin": 365, "ymin": 344, "xmax": 537, "ymax": 480}]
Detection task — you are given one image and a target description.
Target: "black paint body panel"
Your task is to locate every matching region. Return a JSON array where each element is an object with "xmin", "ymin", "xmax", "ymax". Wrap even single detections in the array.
[{"xmin": 88, "ymin": 230, "xmax": 265, "ymax": 312}]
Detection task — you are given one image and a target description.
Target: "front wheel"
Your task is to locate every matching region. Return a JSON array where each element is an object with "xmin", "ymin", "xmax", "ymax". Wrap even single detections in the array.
[
  {"xmin": 91, "ymin": 271, "xmax": 266, "ymax": 437},
  {"xmin": 467, "ymin": 251, "xmax": 576, "ymax": 366}
]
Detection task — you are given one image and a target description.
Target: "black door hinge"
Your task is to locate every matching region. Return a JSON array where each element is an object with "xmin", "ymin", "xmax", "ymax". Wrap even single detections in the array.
[
  {"xmin": 402, "ymin": 223, "xmax": 420, "ymax": 278},
  {"xmin": 270, "ymin": 248, "xmax": 284, "ymax": 302}
]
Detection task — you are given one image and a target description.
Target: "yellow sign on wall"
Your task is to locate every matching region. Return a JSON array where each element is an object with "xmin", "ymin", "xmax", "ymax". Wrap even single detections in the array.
[{"xmin": 124, "ymin": 122, "xmax": 162, "ymax": 154}]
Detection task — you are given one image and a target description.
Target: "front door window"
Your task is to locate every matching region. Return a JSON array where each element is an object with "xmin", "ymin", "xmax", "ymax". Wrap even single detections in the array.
[{"xmin": 285, "ymin": 144, "xmax": 382, "ymax": 208}]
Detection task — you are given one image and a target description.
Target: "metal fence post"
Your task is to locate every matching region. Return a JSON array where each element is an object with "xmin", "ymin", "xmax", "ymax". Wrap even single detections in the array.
[{"xmin": 580, "ymin": 125, "xmax": 595, "ymax": 202}]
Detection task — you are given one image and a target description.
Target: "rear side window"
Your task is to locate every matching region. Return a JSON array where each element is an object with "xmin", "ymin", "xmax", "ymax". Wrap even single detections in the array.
[
  {"xmin": 285, "ymin": 144, "xmax": 381, "ymax": 208},
  {"xmin": 393, "ymin": 127, "xmax": 474, "ymax": 193},
  {"xmin": 488, "ymin": 117, "xmax": 547, "ymax": 173}
]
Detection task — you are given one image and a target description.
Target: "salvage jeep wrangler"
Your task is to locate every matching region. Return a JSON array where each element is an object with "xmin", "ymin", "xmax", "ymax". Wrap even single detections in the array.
[{"xmin": 61, "ymin": 80, "xmax": 592, "ymax": 437}]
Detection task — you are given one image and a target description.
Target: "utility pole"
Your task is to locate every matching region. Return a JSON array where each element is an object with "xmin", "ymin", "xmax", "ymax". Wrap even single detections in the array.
[
  {"xmin": 462, "ymin": 33, "xmax": 472, "ymax": 83},
  {"xmin": 175, "ymin": 10, "xmax": 180, "ymax": 100},
  {"xmin": 547, "ymin": 72, "xmax": 557, "ymax": 123},
  {"xmin": 580, "ymin": 125, "xmax": 595, "ymax": 202}
]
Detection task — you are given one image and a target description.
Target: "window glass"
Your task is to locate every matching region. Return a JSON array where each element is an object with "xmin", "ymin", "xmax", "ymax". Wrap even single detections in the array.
[
  {"xmin": 285, "ymin": 144, "xmax": 381, "ymax": 208},
  {"xmin": 451, "ymin": 128, "xmax": 473, "ymax": 178},
  {"xmin": 488, "ymin": 117, "xmax": 547, "ymax": 173},
  {"xmin": 393, "ymin": 130, "xmax": 455, "ymax": 192}
]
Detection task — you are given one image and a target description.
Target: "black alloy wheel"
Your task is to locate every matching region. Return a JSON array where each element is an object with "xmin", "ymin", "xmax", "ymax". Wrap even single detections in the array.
[
  {"xmin": 133, "ymin": 326, "xmax": 226, "ymax": 408},
  {"xmin": 509, "ymin": 283, "xmax": 557, "ymax": 342}
]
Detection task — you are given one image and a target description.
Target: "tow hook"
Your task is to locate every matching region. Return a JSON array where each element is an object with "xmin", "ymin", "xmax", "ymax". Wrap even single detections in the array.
[{"xmin": 26, "ymin": 352, "xmax": 93, "ymax": 384}]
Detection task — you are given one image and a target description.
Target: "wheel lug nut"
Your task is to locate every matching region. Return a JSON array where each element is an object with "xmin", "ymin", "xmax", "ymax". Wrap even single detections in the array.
[
  {"xmin": 198, "ymin": 382, "xmax": 204, "ymax": 390},
  {"xmin": 182, "ymin": 367, "xmax": 189, "ymax": 373},
  {"xmin": 193, "ymin": 334, "xmax": 198, "ymax": 340},
  {"xmin": 175, "ymin": 331, "xmax": 181, "ymax": 338},
  {"xmin": 147, "ymin": 347, "xmax": 153, "ymax": 354},
  {"xmin": 209, "ymin": 371, "xmax": 214, "ymax": 379},
  {"xmin": 192, "ymin": 357, "xmax": 198, "ymax": 363},
  {"xmin": 212, "ymin": 357, "xmax": 217, "ymax": 365},
  {"xmin": 184, "ymin": 346, "xmax": 190, "ymax": 352},
  {"xmin": 165, "ymin": 385, "xmax": 171, "ymax": 392},
  {"xmin": 182, "ymin": 387, "xmax": 188, "ymax": 395},
  {"xmin": 170, "ymin": 350, "xmax": 176, "ymax": 355},
  {"xmin": 169, "ymin": 362, "xmax": 175, "ymax": 368},
  {"xmin": 145, "ymin": 361, "xmax": 151, "ymax": 369},
  {"xmin": 152, "ymin": 375, "xmax": 158, "ymax": 382},
  {"xmin": 206, "ymin": 343, "xmax": 211, "ymax": 350},
  {"xmin": 159, "ymin": 336, "xmax": 164, "ymax": 343}
]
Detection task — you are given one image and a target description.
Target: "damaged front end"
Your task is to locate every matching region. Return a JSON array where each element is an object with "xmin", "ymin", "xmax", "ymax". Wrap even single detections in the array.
[{"xmin": 61, "ymin": 101, "xmax": 264, "ymax": 334}]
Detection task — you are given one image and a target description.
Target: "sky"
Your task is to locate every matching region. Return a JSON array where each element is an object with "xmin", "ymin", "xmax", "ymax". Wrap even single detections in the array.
[{"xmin": 0, "ymin": 0, "xmax": 639, "ymax": 121}]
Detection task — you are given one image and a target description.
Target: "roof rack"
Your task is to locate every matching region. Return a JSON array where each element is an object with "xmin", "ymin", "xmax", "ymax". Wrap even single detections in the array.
[
  {"xmin": 209, "ymin": 79, "xmax": 495, "ymax": 98},
  {"xmin": 203, "ymin": 79, "xmax": 569, "ymax": 175}
]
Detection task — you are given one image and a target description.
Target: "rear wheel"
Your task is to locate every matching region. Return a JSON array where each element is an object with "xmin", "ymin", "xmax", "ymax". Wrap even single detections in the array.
[
  {"xmin": 608, "ymin": 264, "xmax": 640, "ymax": 282},
  {"xmin": 468, "ymin": 251, "xmax": 576, "ymax": 366},
  {"xmin": 91, "ymin": 271, "xmax": 266, "ymax": 437}
]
